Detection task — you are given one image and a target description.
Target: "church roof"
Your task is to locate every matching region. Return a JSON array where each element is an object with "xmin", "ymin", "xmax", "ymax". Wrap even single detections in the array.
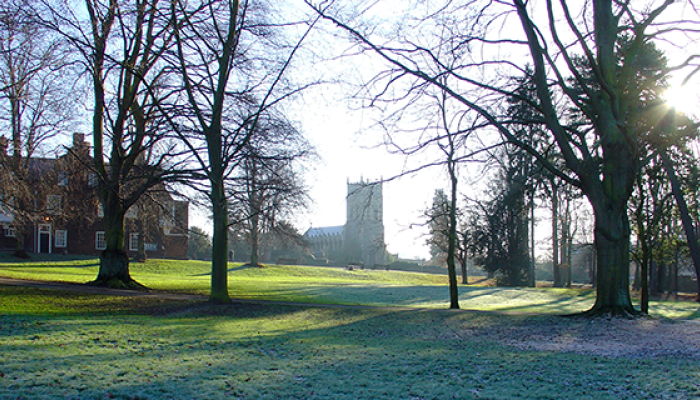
[{"xmin": 304, "ymin": 225, "xmax": 344, "ymax": 237}]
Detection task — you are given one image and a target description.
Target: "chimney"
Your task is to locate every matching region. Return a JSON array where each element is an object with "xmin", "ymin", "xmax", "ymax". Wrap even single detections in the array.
[{"xmin": 73, "ymin": 133, "xmax": 85, "ymax": 148}]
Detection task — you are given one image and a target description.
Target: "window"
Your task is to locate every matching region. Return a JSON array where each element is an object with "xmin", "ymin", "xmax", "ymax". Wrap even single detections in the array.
[
  {"xmin": 98, "ymin": 203, "xmax": 104, "ymax": 218},
  {"xmin": 88, "ymin": 173, "xmax": 98, "ymax": 187},
  {"xmin": 145, "ymin": 243, "xmax": 158, "ymax": 252},
  {"xmin": 125, "ymin": 207, "xmax": 138, "ymax": 219},
  {"xmin": 55, "ymin": 230, "xmax": 67, "ymax": 248},
  {"xmin": 58, "ymin": 172, "xmax": 68, "ymax": 186},
  {"xmin": 161, "ymin": 201, "xmax": 175, "ymax": 235},
  {"xmin": 4, "ymin": 226, "xmax": 15, "ymax": 237},
  {"xmin": 129, "ymin": 233, "xmax": 139, "ymax": 251},
  {"xmin": 95, "ymin": 231, "xmax": 106, "ymax": 250},
  {"xmin": 170, "ymin": 202, "xmax": 177, "ymax": 219},
  {"xmin": 46, "ymin": 195, "xmax": 62, "ymax": 214}
]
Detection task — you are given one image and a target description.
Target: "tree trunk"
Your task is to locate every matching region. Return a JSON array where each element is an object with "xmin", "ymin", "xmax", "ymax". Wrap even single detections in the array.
[
  {"xmin": 672, "ymin": 248, "xmax": 679, "ymax": 298},
  {"xmin": 249, "ymin": 212, "xmax": 260, "ymax": 266},
  {"xmin": 13, "ymin": 219, "xmax": 28, "ymax": 258},
  {"xmin": 566, "ymin": 233, "xmax": 573, "ymax": 288},
  {"xmin": 529, "ymin": 190, "xmax": 536, "ymax": 287},
  {"xmin": 640, "ymin": 247, "xmax": 649, "ymax": 314},
  {"xmin": 446, "ymin": 157, "xmax": 459, "ymax": 309},
  {"xmin": 460, "ymin": 254, "xmax": 468, "ymax": 285},
  {"xmin": 588, "ymin": 206, "xmax": 636, "ymax": 315},
  {"xmin": 632, "ymin": 260, "xmax": 641, "ymax": 291},
  {"xmin": 446, "ymin": 190, "xmax": 459, "ymax": 308},
  {"xmin": 94, "ymin": 192, "xmax": 136, "ymax": 288},
  {"xmin": 589, "ymin": 246, "xmax": 597, "ymax": 288},
  {"xmin": 210, "ymin": 177, "xmax": 230, "ymax": 303},
  {"xmin": 659, "ymin": 150, "xmax": 700, "ymax": 300},
  {"xmin": 634, "ymin": 193, "xmax": 650, "ymax": 313},
  {"xmin": 564, "ymin": 201, "xmax": 573, "ymax": 288},
  {"xmin": 561, "ymin": 211, "xmax": 570, "ymax": 288},
  {"xmin": 654, "ymin": 260, "xmax": 665, "ymax": 295},
  {"xmin": 551, "ymin": 183, "xmax": 560, "ymax": 287}
]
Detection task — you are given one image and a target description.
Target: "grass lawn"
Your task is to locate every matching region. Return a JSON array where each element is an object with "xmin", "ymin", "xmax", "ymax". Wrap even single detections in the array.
[
  {"xmin": 1, "ymin": 255, "xmax": 698, "ymax": 318},
  {"xmin": 1, "ymin": 256, "xmax": 700, "ymax": 399}
]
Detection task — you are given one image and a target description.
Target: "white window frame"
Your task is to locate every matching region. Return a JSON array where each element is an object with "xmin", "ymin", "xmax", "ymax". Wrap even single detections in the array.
[
  {"xmin": 37, "ymin": 224, "xmax": 52, "ymax": 254},
  {"xmin": 95, "ymin": 231, "xmax": 106, "ymax": 250},
  {"xmin": 129, "ymin": 233, "xmax": 139, "ymax": 251},
  {"xmin": 55, "ymin": 229, "xmax": 67, "ymax": 248},
  {"xmin": 4, "ymin": 226, "xmax": 16, "ymax": 237}
]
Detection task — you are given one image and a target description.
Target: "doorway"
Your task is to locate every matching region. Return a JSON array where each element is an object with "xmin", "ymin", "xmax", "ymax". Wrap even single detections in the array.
[{"xmin": 38, "ymin": 224, "xmax": 51, "ymax": 254}]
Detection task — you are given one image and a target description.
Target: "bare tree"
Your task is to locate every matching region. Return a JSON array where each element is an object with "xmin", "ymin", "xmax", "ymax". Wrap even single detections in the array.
[
  {"xmin": 228, "ymin": 113, "xmax": 313, "ymax": 267},
  {"xmin": 658, "ymin": 141, "xmax": 700, "ymax": 298},
  {"xmin": 630, "ymin": 155, "xmax": 674, "ymax": 312},
  {"xmin": 0, "ymin": 0, "xmax": 75, "ymax": 256},
  {"xmin": 380, "ymin": 79, "xmax": 488, "ymax": 308},
  {"xmin": 425, "ymin": 188, "xmax": 461, "ymax": 306},
  {"xmin": 41, "ymin": 0, "xmax": 189, "ymax": 287},
  {"xmin": 167, "ymin": 0, "xmax": 318, "ymax": 302}
]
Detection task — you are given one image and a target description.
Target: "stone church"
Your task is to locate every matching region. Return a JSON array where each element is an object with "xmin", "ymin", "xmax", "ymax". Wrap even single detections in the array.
[{"xmin": 305, "ymin": 179, "xmax": 387, "ymax": 266}]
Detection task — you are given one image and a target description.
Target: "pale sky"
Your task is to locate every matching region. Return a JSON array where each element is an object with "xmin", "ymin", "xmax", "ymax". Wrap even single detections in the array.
[
  {"xmin": 94, "ymin": 0, "xmax": 700, "ymax": 261},
  {"xmin": 286, "ymin": 0, "xmax": 700, "ymax": 262},
  {"xmin": 293, "ymin": 90, "xmax": 447, "ymax": 260}
]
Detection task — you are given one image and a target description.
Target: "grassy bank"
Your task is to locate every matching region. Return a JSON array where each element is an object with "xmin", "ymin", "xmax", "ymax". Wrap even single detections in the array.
[{"xmin": 1, "ymin": 256, "xmax": 699, "ymax": 317}]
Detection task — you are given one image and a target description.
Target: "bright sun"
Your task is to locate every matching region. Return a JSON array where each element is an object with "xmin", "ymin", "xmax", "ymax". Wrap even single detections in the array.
[{"xmin": 663, "ymin": 84, "xmax": 699, "ymax": 116}]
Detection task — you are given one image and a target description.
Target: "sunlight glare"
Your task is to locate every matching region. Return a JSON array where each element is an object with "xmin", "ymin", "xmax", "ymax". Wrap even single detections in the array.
[{"xmin": 663, "ymin": 85, "xmax": 699, "ymax": 116}]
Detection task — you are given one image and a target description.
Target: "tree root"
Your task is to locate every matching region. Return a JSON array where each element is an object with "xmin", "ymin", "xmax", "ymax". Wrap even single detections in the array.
[
  {"xmin": 564, "ymin": 305, "xmax": 645, "ymax": 319},
  {"xmin": 242, "ymin": 263, "xmax": 265, "ymax": 268},
  {"xmin": 86, "ymin": 277, "xmax": 147, "ymax": 290}
]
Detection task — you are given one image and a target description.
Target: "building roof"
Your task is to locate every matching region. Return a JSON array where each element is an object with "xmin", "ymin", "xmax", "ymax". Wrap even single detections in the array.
[
  {"xmin": 0, "ymin": 205, "xmax": 12, "ymax": 224},
  {"xmin": 304, "ymin": 226, "xmax": 343, "ymax": 238}
]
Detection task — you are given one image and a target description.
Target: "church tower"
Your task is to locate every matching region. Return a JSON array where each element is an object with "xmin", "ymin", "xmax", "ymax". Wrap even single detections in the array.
[{"xmin": 344, "ymin": 179, "xmax": 387, "ymax": 266}]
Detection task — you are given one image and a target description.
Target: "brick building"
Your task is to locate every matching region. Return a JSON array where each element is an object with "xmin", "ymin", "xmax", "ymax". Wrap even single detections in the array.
[{"xmin": 0, "ymin": 133, "xmax": 188, "ymax": 259}]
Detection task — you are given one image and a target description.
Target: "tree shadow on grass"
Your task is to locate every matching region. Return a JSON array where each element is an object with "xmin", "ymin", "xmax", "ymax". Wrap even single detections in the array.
[
  {"xmin": 191, "ymin": 263, "xmax": 259, "ymax": 277},
  {"xmin": 6, "ymin": 304, "xmax": 689, "ymax": 400},
  {"xmin": 0, "ymin": 261, "xmax": 99, "ymax": 268},
  {"xmin": 270, "ymin": 284, "xmax": 594, "ymax": 314},
  {"xmin": 0, "ymin": 252, "xmax": 97, "ymax": 264}
]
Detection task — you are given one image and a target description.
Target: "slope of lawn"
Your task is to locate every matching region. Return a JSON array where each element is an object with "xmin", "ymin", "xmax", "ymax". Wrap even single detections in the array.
[
  {"xmin": 1, "ymin": 254, "xmax": 699, "ymax": 318},
  {"xmin": 1, "ymin": 286, "xmax": 700, "ymax": 400}
]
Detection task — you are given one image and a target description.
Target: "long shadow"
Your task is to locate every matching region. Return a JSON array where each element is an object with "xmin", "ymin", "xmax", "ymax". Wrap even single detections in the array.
[
  {"xmin": 0, "ymin": 259, "xmax": 99, "ymax": 268},
  {"xmin": 266, "ymin": 283, "xmax": 592, "ymax": 314},
  {"xmin": 4, "ymin": 304, "xmax": 690, "ymax": 400},
  {"xmin": 192, "ymin": 263, "xmax": 259, "ymax": 276},
  {"xmin": 0, "ymin": 285, "xmax": 306, "ymax": 324}
]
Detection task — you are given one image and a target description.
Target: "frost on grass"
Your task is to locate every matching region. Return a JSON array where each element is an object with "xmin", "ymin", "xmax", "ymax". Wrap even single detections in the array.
[
  {"xmin": 469, "ymin": 316, "xmax": 700, "ymax": 359},
  {"xmin": 3, "ymin": 290, "xmax": 700, "ymax": 399}
]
